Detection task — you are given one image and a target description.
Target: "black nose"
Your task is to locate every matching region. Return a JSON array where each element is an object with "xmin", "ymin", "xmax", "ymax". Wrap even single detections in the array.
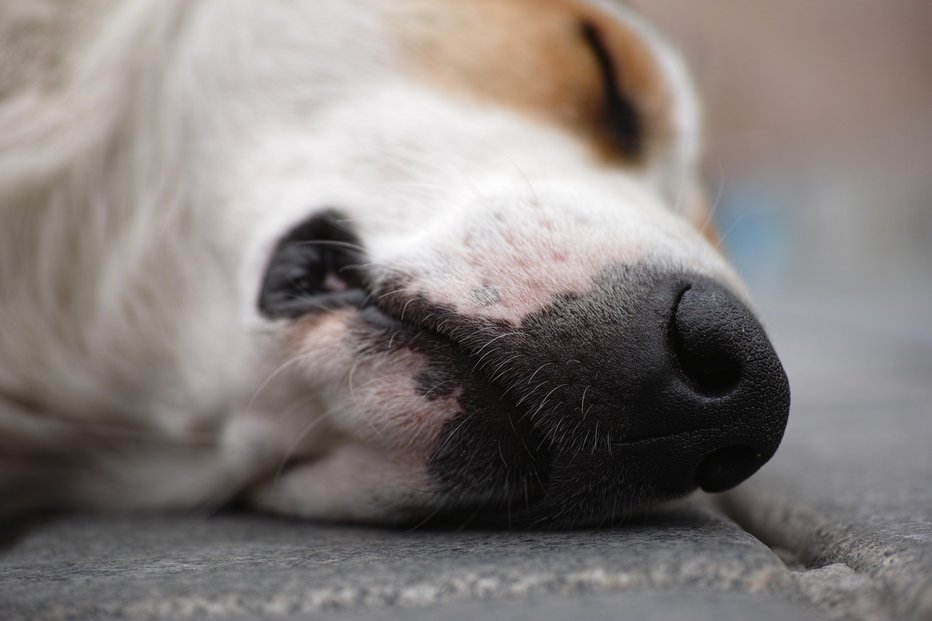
[
  {"xmin": 502, "ymin": 270, "xmax": 789, "ymax": 500},
  {"xmin": 664, "ymin": 280, "xmax": 790, "ymax": 492}
]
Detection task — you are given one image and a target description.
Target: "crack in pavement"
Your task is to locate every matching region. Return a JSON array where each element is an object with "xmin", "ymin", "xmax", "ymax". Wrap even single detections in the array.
[{"xmin": 715, "ymin": 489, "xmax": 930, "ymax": 621}]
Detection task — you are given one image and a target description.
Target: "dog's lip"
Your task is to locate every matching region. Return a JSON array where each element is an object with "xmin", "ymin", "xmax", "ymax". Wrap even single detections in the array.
[
  {"xmin": 431, "ymin": 424, "xmax": 741, "ymax": 529},
  {"xmin": 366, "ymin": 280, "xmax": 483, "ymax": 344},
  {"xmin": 357, "ymin": 301, "xmax": 409, "ymax": 330},
  {"xmin": 613, "ymin": 424, "xmax": 719, "ymax": 447}
]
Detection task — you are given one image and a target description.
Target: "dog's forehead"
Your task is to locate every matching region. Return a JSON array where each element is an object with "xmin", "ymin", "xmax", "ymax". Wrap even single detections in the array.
[{"xmin": 386, "ymin": 0, "xmax": 672, "ymax": 164}]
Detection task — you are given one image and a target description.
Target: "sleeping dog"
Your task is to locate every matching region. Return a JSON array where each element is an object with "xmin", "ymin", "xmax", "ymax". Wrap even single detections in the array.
[{"xmin": 0, "ymin": 0, "xmax": 789, "ymax": 527}]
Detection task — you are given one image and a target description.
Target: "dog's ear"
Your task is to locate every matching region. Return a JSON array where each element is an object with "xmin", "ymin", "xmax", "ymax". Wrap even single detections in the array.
[{"xmin": 258, "ymin": 211, "xmax": 369, "ymax": 319}]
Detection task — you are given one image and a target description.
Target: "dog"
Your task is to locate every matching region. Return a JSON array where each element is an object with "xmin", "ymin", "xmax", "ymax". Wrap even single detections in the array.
[{"xmin": 0, "ymin": 0, "xmax": 789, "ymax": 528}]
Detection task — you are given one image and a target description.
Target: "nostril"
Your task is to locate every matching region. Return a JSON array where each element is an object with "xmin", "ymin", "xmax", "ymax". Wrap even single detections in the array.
[
  {"xmin": 671, "ymin": 329, "xmax": 741, "ymax": 396},
  {"xmin": 670, "ymin": 287, "xmax": 741, "ymax": 397},
  {"xmin": 694, "ymin": 445, "xmax": 762, "ymax": 493}
]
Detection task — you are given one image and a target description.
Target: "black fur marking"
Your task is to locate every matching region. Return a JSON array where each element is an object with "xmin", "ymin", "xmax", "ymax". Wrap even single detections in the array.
[
  {"xmin": 581, "ymin": 21, "xmax": 643, "ymax": 159},
  {"xmin": 258, "ymin": 210, "xmax": 368, "ymax": 319}
]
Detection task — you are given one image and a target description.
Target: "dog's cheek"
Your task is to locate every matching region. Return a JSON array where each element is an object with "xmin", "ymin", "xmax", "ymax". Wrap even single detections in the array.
[
  {"xmin": 283, "ymin": 311, "xmax": 464, "ymax": 456},
  {"xmin": 330, "ymin": 346, "xmax": 465, "ymax": 456},
  {"xmin": 249, "ymin": 314, "xmax": 477, "ymax": 521}
]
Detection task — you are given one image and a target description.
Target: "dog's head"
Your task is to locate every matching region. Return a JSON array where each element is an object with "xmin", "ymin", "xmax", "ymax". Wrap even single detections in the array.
[{"xmin": 212, "ymin": 0, "xmax": 790, "ymax": 527}]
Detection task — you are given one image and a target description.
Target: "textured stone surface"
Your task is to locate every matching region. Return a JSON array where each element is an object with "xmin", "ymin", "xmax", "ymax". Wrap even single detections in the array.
[
  {"xmin": 718, "ymin": 284, "xmax": 932, "ymax": 621},
  {"xmin": 319, "ymin": 590, "xmax": 821, "ymax": 621},
  {"xmin": 0, "ymin": 502, "xmax": 807, "ymax": 621}
]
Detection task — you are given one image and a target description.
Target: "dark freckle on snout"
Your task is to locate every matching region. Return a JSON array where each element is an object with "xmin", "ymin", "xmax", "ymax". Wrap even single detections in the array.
[
  {"xmin": 415, "ymin": 368, "xmax": 460, "ymax": 400},
  {"xmin": 471, "ymin": 285, "xmax": 501, "ymax": 307}
]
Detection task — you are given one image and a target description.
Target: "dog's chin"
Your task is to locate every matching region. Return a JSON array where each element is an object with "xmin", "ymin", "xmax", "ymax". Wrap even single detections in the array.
[{"xmin": 424, "ymin": 436, "xmax": 700, "ymax": 530}]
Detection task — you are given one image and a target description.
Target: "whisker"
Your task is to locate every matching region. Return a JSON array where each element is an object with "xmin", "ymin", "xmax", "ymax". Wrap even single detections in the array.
[
  {"xmin": 376, "ymin": 287, "xmax": 420, "ymax": 301},
  {"xmin": 579, "ymin": 384, "xmax": 591, "ymax": 417},
  {"xmin": 243, "ymin": 353, "xmax": 313, "ymax": 420},
  {"xmin": 714, "ymin": 206, "xmax": 768, "ymax": 251},
  {"xmin": 273, "ymin": 405, "xmax": 339, "ymax": 483},
  {"xmin": 527, "ymin": 362, "xmax": 553, "ymax": 384},
  {"xmin": 700, "ymin": 162, "xmax": 726, "ymax": 237}
]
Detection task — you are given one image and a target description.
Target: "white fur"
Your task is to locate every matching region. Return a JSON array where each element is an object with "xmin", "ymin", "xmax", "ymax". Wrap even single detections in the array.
[{"xmin": 0, "ymin": 0, "xmax": 740, "ymax": 522}]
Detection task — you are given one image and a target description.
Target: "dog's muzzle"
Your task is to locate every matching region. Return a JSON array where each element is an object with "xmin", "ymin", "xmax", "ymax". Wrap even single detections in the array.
[
  {"xmin": 258, "ymin": 215, "xmax": 789, "ymax": 527},
  {"xmin": 376, "ymin": 267, "xmax": 790, "ymax": 527}
]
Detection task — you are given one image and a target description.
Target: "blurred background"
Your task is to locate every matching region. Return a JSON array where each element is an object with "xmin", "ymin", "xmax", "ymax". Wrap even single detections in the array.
[{"xmin": 633, "ymin": 0, "xmax": 932, "ymax": 307}]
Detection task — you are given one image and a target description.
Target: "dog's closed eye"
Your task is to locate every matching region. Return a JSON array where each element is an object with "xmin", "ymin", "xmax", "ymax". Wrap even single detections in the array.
[
  {"xmin": 258, "ymin": 211, "xmax": 368, "ymax": 319},
  {"xmin": 580, "ymin": 20, "xmax": 642, "ymax": 159},
  {"xmin": 393, "ymin": 1, "xmax": 668, "ymax": 166}
]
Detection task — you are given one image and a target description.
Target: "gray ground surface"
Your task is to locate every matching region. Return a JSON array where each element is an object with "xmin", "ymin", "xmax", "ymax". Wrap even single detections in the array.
[
  {"xmin": 1, "ymin": 283, "xmax": 930, "ymax": 621},
  {"xmin": 719, "ymin": 284, "xmax": 932, "ymax": 621},
  {"xmin": 0, "ymin": 506, "xmax": 806, "ymax": 621}
]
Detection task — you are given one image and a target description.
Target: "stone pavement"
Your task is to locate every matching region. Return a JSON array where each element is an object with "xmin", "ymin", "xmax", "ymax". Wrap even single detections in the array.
[
  {"xmin": 0, "ymin": 506, "xmax": 814, "ymax": 621},
  {"xmin": 718, "ymin": 283, "xmax": 932, "ymax": 621},
  {"xmin": 1, "ymin": 282, "xmax": 930, "ymax": 621}
]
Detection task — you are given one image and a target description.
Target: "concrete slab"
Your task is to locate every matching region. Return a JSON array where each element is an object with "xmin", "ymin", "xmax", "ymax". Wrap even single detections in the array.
[
  {"xmin": 322, "ymin": 590, "xmax": 822, "ymax": 621},
  {"xmin": 0, "ymin": 503, "xmax": 809, "ymax": 621}
]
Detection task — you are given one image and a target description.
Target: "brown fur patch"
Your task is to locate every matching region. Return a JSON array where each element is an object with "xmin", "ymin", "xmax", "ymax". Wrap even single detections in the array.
[{"xmin": 389, "ymin": 0, "xmax": 672, "ymax": 164}]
